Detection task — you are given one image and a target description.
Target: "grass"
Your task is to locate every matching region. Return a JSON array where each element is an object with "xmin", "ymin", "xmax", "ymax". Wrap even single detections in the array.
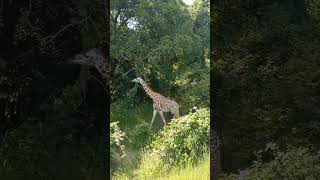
[
  {"xmin": 112, "ymin": 154, "xmax": 210, "ymax": 180},
  {"xmin": 111, "ymin": 102, "xmax": 165, "ymax": 131},
  {"xmin": 111, "ymin": 101, "xmax": 210, "ymax": 180},
  {"xmin": 111, "ymin": 102, "xmax": 166, "ymax": 178},
  {"xmin": 157, "ymin": 154, "xmax": 210, "ymax": 180}
]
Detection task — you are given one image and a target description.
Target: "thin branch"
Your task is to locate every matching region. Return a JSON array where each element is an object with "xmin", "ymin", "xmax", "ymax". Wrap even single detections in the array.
[
  {"xmin": 121, "ymin": 68, "xmax": 135, "ymax": 78},
  {"xmin": 145, "ymin": 47, "xmax": 161, "ymax": 60},
  {"xmin": 120, "ymin": 54, "xmax": 132, "ymax": 61},
  {"xmin": 40, "ymin": 16, "xmax": 89, "ymax": 44}
]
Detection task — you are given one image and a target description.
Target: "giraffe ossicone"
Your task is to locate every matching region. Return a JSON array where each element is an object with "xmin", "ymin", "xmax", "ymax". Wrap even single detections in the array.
[{"xmin": 131, "ymin": 77, "xmax": 180, "ymax": 130}]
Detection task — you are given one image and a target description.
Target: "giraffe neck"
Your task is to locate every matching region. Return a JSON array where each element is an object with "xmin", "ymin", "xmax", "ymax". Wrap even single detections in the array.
[{"xmin": 139, "ymin": 80, "xmax": 155, "ymax": 99}]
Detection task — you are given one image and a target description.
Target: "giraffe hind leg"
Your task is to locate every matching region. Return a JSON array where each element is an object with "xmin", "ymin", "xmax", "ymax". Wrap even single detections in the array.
[
  {"xmin": 159, "ymin": 111, "xmax": 166, "ymax": 125},
  {"xmin": 149, "ymin": 110, "xmax": 157, "ymax": 131},
  {"xmin": 172, "ymin": 109, "xmax": 180, "ymax": 119}
]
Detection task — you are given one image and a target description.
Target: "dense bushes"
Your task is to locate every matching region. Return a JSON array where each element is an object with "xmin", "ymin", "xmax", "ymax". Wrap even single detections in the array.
[
  {"xmin": 212, "ymin": 0, "xmax": 320, "ymax": 171},
  {"xmin": 135, "ymin": 108, "xmax": 210, "ymax": 178},
  {"xmin": 110, "ymin": 122, "xmax": 126, "ymax": 174},
  {"xmin": 226, "ymin": 144, "xmax": 320, "ymax": 179}
]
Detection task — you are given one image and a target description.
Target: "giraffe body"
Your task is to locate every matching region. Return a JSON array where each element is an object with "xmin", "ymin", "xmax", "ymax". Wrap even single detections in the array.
[
  {"xmin": 152, "ymin": 93, "xmax": 179, "ymax": 117},
  {"xmin": 132, "ymin": 77, "xmax": 180, "ymax": 129}
]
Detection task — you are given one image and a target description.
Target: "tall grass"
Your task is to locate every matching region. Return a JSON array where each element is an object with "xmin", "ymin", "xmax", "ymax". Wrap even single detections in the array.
[
  {"xmin": 111, "ymin": 101, "xmax": 210, "ymax": 180},
  {"xmin": 111, "ymin": 102, "xmax": 165, "ymax": 132},
  {"xmin": 157, "ymin": 154, "xmax": 210, "ymax": 180},
  {"xmin": 110, "ymin": 101, "xmax": 168, "ymax": 178},
  {"xmin": 112, "ymin": 154, "xmax": 210, "ymax": 180}
]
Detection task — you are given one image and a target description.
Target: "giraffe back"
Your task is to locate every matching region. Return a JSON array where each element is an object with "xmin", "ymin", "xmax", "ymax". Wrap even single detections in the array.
[{"xmin": 152, "ymin": 93, "xmax": 179, "ymax": 114}]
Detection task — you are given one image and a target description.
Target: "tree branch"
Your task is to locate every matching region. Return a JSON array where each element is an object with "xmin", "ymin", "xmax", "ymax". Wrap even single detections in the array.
[{"xmin": 40, "ymin": 16, "xmax": 89, "ymax": 44}]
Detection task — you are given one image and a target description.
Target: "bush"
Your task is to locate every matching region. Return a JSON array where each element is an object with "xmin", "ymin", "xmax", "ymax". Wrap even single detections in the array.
[
  {"xmin": 110, "ymin": 122, "xmax": 126, "ymax": 173},
  {"xmin": 135, "ymin": 108, "xmax": 210, "ymax": 178},
  {"xmin": 226, "ymin": 144, "xmax": 320, "ymax": 180}
]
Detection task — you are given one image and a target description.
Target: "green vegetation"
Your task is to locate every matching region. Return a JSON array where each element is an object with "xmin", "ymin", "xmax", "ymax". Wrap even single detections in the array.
[
  {"xmin": 226, "ymin": 145, "xmax": 320, "ymax": 179},
  {"xmin": 3, "ymin": 0, "xmax": 319, "ymax": 179},
  {"xmin": 110, "ymin": 0, "xmax": 210, "ymax": 178},
  {"xmin": 111, "ymin": 0, "xmax": 210, "ymax": 113},
  {"xmin": 111, "ymin": 108, "xmax": 210, "ymax": 179},
  {"xmin": 157, "ymin": 154, "xmax": 210, "ymax": 180},
  {"xmin": 112, "ymin": 155, "xmax": 209, "ymax": 180},
  {"xmin": 136, "ymin": 108, "xmax": 210, "ymax": 178},
  {"xmin": 1, "ymin": 0, "xmax": 108, "ymax": 178},
  {"xmin": 0, "ymin": 84, "xmax": 106, "ymax": 179},
  {"xmin": 110, "ymin": 103, "xmax": 158, "ymax": 177},
  {"xmin": 212, "ymin": 0, "xmax": 320, "ymax": 177}
]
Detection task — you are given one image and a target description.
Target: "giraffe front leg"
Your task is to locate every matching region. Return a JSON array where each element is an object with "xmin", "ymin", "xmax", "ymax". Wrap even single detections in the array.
[
  {"xmin": 149, "ymin": 110, "xmax": 157, "ymax": 131},
  {"xmin": 159, "ymin": 111, "xmax": 166, "ymax": 125}
]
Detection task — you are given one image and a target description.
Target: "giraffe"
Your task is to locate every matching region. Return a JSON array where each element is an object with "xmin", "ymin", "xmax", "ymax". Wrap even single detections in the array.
[
  {"xmin": 68, "ymin": 48, "xmax": 110, "ymax": 84},
  {"xmin": 131, "ymin": 77, "xmax": 180, "ymax": 130},
  {"xmin": 67, "ymin": 48, "xmax": 110, "ymax": 100},
  {"xmin": 67, "ymin": 48, "xmax": 110, "ymax": 136}
]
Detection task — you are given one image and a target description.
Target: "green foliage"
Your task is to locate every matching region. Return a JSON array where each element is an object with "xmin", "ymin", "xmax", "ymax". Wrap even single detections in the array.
[
  {"xmin": 110, "ymin": 122, "xmax": 127, "ymax": 174},
  {"xmin": 226, "ymin": 144, "xmax": 320, "ymax": 179},
  {"xmin": 135, "ymin": 108, "xmax": 210, "ymax": 178},
  {"xmin": 0, "ymin": 83, "xmax": 106, "ymax": 179},
  {"xmin": 52, "ymin": 83, "xmax": 82, "ymax": 116},
  {"xmin": 174, "ymin": 60, "xmax": 209, "ymax": 112},
  {"xmin": 307, "ymin": 0, "xmax": 320, "ymax": 24},
  {"xmin": 111, "ymin": 0, "xmax": 210, "ymax": 110},
  {"xmin": 110, "ymin": 102, "xmax": 155, "ymax": 177},
  {"xmin": 110, "ymin": 0, "xmax": 210, "ymax": 178},
  {"xmin": 0, "ymin": 129, "xmax": 52, "ymax": 179},
  {"xmin": 212, "ymin": 0, "xmax": 320, "ymax": 171},
  {"xmin": 1, "ymin": 0, "xmax": 108, "ymax": 178},
  {"xmin": 110, "ymin": 122, "xmax": 126, "ymax": 158}
]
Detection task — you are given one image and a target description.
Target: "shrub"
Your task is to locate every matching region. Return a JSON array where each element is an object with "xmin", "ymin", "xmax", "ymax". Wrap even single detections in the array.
[
  {"xmin": 135, "ymin": 108, "xmax": 210, "ymax": 178},
  {"xmin": 226, "ymin": 143, "xmax": 320, "ymax": 179},
  {"xmin": 110, "ymin": 122, "xmax": 126, "ymax": 173}
]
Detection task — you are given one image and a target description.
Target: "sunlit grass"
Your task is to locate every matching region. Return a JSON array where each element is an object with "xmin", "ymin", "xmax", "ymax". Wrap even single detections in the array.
[
  {"xmin": 111, "ymin": 102, "xmax": 210, "ymax": 180},
  {"xmin": 112, "ymin": 154, "xmax": 210, "ymax": 180},
  {"xmin": 111, "ymin": 102, "xmax": 167, "ymax": 179},
  {"xmin": 156, "ymin": 154, "xmax": 210, "ymax": 180}
]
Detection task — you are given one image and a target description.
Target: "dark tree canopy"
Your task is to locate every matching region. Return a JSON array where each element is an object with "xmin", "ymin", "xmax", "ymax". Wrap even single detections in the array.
[
  {"xmin": 212, "ymin": 0, "xmax": 320, "ymax": 174},
  {"xmin": 0, "ymin": 0, "xmax": 109, "ymax": 178}
]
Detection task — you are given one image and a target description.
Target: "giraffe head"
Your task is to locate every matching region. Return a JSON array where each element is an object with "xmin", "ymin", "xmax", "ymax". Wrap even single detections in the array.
[
  {"xmin": 68, "ymin": 48, "xmax": 109, "ymax": 81},
  {"xmin": 131, "ymin": 77, "xmax": 143, "ymax": 83},
  {"xmin": 69, "ymin": 49, "xmax": 97, "ymax": 66}
]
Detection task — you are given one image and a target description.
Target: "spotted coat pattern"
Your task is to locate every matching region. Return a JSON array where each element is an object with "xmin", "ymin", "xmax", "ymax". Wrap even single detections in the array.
[
  {"xmin": 69, "ymin": 48, "xmax": 110, "ymax": 83},
  {"xmin": 133, "ymin": 77, "xmax": 179, "ymax": 129}
]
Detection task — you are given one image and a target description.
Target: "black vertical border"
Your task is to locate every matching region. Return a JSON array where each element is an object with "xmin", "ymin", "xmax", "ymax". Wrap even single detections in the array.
[
  {"xmin": 210, "ymin": 0, "xmax": 222, "ymax": 179},
  {"xmin": 103, "ymin": 0, "xmax": 111, "ymax": 179}
]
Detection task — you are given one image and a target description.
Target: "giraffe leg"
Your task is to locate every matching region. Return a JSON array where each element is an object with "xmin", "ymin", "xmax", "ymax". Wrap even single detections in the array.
[
  {"xmin": 159, "ymin": 111, "xmax": 166, "ymax": 125},
  {"xmin": 172, "ymin": 109, "xmax": 180, "ymax": 119},
  {"xmin": 149, "ymin": 110, "xmax": 157, "ymax": 130}
]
